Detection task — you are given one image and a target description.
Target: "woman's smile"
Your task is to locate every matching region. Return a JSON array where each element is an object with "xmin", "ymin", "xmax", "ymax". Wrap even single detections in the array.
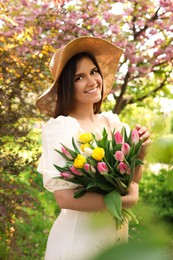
[{"xmin": 84, "ymin": 85, "xmax": 99, "ymax": 94}]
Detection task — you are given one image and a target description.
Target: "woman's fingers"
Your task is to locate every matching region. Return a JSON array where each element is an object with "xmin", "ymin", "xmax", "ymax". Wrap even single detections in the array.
[
  {"xmin": 135, "ymin": 124, "xmax": 151, "ymax": 141},
  {"xmin": 135, "ymin": 124, "xmax": 152, "ymax": 159}
]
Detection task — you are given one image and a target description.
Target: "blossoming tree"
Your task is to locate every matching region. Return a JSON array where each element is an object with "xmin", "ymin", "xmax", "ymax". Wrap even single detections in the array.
[{"xmin": 1, "ymin": 0, "xmax": 172, "ymax": 130}]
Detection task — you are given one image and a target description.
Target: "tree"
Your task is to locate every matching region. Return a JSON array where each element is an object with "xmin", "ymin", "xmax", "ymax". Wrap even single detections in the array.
[{"xmin": 0, "ymin": 0, "xmax": 172, "ymax": 133}]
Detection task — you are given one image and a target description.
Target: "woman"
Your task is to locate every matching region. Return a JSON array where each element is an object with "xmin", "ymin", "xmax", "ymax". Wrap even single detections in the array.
[{"xmin": 36, "ymin": 37, "xmax": 150, "ymax": 260}]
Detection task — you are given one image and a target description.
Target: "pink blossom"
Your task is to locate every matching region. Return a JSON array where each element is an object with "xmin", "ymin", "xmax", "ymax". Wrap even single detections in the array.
[
  {"xmin": 114, "ymin": 131, "xmax": 123, "ymax": 144},
  {"xmin": 121, "ymin": 143, "xmax": 130, "ymax": 155},
  {"xmin": 84, "ymin": 163, "xmax": 96, "ymax": 174},
  {"xmin": 131, "ymin": 129, "xmax": 139, "ymax": 145},
  {"xmin": 109, "ymin": 24, "xmax": 119, "ymax": 34},
  {"xmin": 114, "ymin": 151, "xmax": 125, "ymax": 162},
  {"xmin": 160, "ymin": 0, "xmax": 172, "ymax": 7},
  {"xmin": 102, "ymin": 11, "xmax": 112, "ymax": 20},
  {"xmin": 97, "ymin": 162, "xmax": 109, "ymax": 174},
  {"xmin": 70, "ymin": 166, "xmax": 83, "ymax": 176},
  {"xmin": 118, "ymin": 162, "xmax": 129, "ymax": 174},
  {"xmin": 61, "ymin": 146, "xmax": 73, "ymax": 159},
  {"xmin": 60, "ymin": 172, "xmax": 74, "ymax": 179}
]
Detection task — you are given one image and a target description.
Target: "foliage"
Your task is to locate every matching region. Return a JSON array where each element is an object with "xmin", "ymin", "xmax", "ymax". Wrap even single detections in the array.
[
  {"xmin": 140, "ymin": 168, "xmax": 173, "ymax": 223},
  {"xmin": 0, "ymin": 125, "xmax": 58, "ymax": 259},
  {"xmin": 0, "ymin": 0, "xmax": 173, "ymax": 131}
]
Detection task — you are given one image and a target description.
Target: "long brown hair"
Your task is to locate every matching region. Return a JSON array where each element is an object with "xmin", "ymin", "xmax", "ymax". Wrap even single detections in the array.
[{"xmin": 54, "ymin": 52, "xmax": 103, "ymax": 118}]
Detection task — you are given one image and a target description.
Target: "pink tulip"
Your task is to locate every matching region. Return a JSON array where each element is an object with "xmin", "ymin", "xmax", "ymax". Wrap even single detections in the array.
[
  {"xmin": 60, "ymin": 172, "xmax": 74, "ymax": 179},
  {"xmin": 118, "ymin": 162, "xmax": 129, "ymax": 174},
  {"xmin": 131, "ymin": 129, "xmax": 139, "ymax": 144},
  {"xmin": 84, "ymin": 163, "xmax": 96, "ymax": 174},
  {"xmin": 70, "ymin": 166, "xmax": 83, "ymax": 176},
  {"xmin": 61, "ymin": 146, "xmax": 73, "ymax": 159},
  {"xmin": 114, "ymin": 131, "xmax": 123, "ymax": 144},
  {"xmin": 121, "ymin": 143, "xmax": 130, "ymax": 155},
  {"xmin": 97, "ymin": 162, "xmax": 109, "ymax": 174},
  {"xmin": 114, "ymin": 151, "xmax": 125, "ymax": 162}
]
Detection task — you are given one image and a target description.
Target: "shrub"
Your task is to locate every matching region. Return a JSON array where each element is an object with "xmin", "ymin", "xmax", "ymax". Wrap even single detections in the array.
[{"xmin": 140, "ymin": 168, "xmax": 173, "ymax": 223}]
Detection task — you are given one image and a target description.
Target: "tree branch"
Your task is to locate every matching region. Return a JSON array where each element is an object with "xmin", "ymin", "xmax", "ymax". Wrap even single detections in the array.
[
  {"xmin": 113, "ymin": 71, "xmax": 131, "ymax": 114},
  {"xmin": 134, "ymin": 6, "xmax": 161, "ymax": 39},
  {"xmin": 129, "ymin": 77, "xmax": 167, "ymax": 104}
]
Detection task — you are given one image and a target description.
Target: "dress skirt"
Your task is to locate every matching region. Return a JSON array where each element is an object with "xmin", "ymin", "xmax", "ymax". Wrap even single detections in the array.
[{"xmin": 44, "ymin": 209, "xmax": 128, "ymax": 260}]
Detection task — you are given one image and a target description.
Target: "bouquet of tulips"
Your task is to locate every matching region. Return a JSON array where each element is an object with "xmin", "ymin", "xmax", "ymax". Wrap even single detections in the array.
[{"xmin": 54, "ymin": 126, "xmax": 144, "ymax": 228}]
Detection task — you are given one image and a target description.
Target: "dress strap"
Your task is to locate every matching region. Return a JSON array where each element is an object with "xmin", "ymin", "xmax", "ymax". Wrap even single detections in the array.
[{"xmin": 101, "ymin": 114, "xmax": 112, "ymax": 133}]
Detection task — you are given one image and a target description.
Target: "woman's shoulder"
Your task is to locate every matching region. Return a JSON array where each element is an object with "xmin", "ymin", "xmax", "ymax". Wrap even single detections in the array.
[
  {"xmin": 42, "ymin": 115, "xmax": 80, "ymax": 134},
  {"xmin": 101, "ymin": 111, "xmax": 121, "ymax": 125},
  {"xmin": 41, "ymin": 116, "xmax": 81, "ymax": 146},
  {"xmin": 101, "ymin": 111, "xmax": 130, "ymax": 133}
]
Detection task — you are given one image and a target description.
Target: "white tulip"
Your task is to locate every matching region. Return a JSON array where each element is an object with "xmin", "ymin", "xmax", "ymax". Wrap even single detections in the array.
[{"xmin": 84, "ymin": 147, "xmax": 93, "ymax": 156}]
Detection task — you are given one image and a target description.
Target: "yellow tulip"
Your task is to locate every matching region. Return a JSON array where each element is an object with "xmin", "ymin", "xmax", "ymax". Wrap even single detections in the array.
[
  {"xmin": 79, "ymin": 133, "xmax": 93, "ymax": 143},
  {"xmin": 92, "ymin": 147, "xmax": 105, "ymax": 161},
  {"xmin": 73, "ymin": 154, "xmax": 86, "ymax": 169},
  {"xmin": 80, "ymin": 143, "xmax": 90, "ymax": 152}
]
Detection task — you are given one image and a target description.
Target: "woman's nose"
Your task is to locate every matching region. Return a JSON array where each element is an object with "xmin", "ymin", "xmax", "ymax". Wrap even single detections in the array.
[{"xmin": 86, "ymin": 75, "xmax": 96, "ymax": 86}]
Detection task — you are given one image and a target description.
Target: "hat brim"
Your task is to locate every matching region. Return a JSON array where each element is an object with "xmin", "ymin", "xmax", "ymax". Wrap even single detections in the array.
[{"xmin": 36, "ymin": 36, "xmax": 124, "ymax": 117}]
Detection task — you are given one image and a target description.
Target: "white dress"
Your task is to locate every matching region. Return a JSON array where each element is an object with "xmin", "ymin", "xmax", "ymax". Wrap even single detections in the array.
[{"xmin": 37, "ymin": 111, "xmax": 129, "ymax": 260}]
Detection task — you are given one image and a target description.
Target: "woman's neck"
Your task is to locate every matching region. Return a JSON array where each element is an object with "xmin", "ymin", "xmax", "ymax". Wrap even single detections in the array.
[{"xmin": 69, "ymin": 105, "xmax": 96, "ymax": 122}]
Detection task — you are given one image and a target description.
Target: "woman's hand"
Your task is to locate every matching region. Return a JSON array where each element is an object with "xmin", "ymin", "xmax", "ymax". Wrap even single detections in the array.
[
  {"xmin": 135, "ymin": 124, "xmax": 151, "ymax": 160},
  {"xmin": 122, "ymin": 182, "xmax": 139, "ymax": 208}
]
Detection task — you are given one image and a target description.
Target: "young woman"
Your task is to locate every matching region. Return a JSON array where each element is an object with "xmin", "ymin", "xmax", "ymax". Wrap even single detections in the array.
[{"xmin": 36, "ymin": 37, "xmax": 151, "ymax": 260}]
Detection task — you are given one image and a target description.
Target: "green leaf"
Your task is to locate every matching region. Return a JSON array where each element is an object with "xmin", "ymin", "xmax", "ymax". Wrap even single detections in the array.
[
  {"xmin": 98, "ymin": 183, "xmax": 114, "ymax": 192},
  {"xmin": 104, "ymin": 190, "xmax": 122, "ymax": 220},
  {"xmin": 72, "ymin": 137, "xmax": 80, "ymax": 154},
  {"xmin": 112, "ymin": 177, "xmax": 127, "ymax": 195},
  {"xmin": 128, "ymin": 159, "xmax": 136, "ymax": 185},
  {"xmin": 74, "ymin": 188, "xmax": 86, "ymax": 198},
  {"xmin": 135, "ymin": 158, "xmax": 144, "ymax": 166},
  {"xmin": 53, "ymin": 164, "xmax": 68, "ymax": 172},
  {"xmin": 101, "ymin": 172, "xmax": 117, "ymax": 186},
  {"xmin": 134, "ymin": 140, "xmax": 143, "ymax": 156},
  {"xmin": 122, "ymin": 126, "xmax": 129, "ymax": 143},
  {"xmin": 86, "ymin": 182, "xmax": 98, "ymax": 189}
]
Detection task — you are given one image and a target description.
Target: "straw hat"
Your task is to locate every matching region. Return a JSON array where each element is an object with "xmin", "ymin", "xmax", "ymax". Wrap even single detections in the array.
[{"xmin": 36, "ymin": 36, "xmax": 124, "ymax": 117}]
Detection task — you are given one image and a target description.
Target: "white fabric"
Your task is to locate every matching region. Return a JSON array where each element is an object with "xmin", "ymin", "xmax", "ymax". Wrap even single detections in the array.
[{"xmin": 37, "ymin": 111, "xmax": 129, "ymax": 260}]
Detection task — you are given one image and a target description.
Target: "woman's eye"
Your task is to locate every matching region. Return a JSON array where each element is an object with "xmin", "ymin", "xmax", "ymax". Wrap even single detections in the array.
[
  {"xmin": 75, "ymin": 76, "xmax": 83, "ymax": 82},
  {"xmin": 92, "ymin": 68, "xmax": 98, "ymax": 74}
]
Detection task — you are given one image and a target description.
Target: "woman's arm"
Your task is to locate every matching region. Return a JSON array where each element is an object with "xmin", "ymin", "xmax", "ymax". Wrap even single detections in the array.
[
  {"xmin": 133, "ymin": 124, "xmax": 151, "ymax": 183},
  {"xmin": 54, "ymin": 182, "xmax": 138, "ymax": 212}
]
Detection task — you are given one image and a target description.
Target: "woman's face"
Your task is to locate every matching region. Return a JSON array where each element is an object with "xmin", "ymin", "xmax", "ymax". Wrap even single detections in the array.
[{"xmin": 73, "ymin": 56, "xmax": 103, "ymax": 106}]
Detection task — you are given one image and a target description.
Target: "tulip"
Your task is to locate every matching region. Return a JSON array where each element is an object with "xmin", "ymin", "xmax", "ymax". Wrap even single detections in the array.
[
  {"xmin": 114, "ymin": 151, "xmax": 125, "ymax": 162},
  {"xmin": 94, "ymin": 130, "xmax": 103, "ymax": 141},
  {"xmin": 121, "ymin": 143, "xmax": 130, "ymax": 155},
  {"xmin": 97, "ymin": 162, "xmax": 109, "ymax": 174},
  {"xmin": 61, "ymin": 147, "xmax": 73, "ymax": 159},
  {"xmin": 92, "ymin": 147, "xmax": 105, "ymax": 161},
  {"xmin": 80, "ymin": 143, "xmax": 90, "ymax": 152},
  {"xmin": 79, "ymin": 133, "xmax": 93, "ymax": 143},
  {"xmin": 114, "ymin": 131, "xmax": 123, "ymax": 144},
  {"xmin": 83, "ymin": 147, "xmax": 93, "ymax": 156},
  {"xmin": 60, "ymin": 172, "xmax": 74, "ymax": 179},
  {"xmin": 73, "ymin": 154, "xmax": 86, "ymax": 169},
  {"xmin": 131, "ymin": 129, "xmax": 139, "ymax": 144},
  {"xmin": 118, "ymin": 162, "xmax": 129, "ymax": 174},
  {"xmin": 84, "ymin": 163, "xmax": 96, "ymax": 174},
  {"xmin": 70, "ymin": 166, "xmax": 83, "ymax": 176}
]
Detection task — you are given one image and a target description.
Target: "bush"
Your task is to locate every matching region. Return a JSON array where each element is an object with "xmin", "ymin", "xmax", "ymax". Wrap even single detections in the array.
[
  {"xmin": 140, "ymin": 168, "xmax": 173, "ymax": 223},
  {"xmin": 0, "ymin": 125, "xmax": 58, "ymax": 259}
]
